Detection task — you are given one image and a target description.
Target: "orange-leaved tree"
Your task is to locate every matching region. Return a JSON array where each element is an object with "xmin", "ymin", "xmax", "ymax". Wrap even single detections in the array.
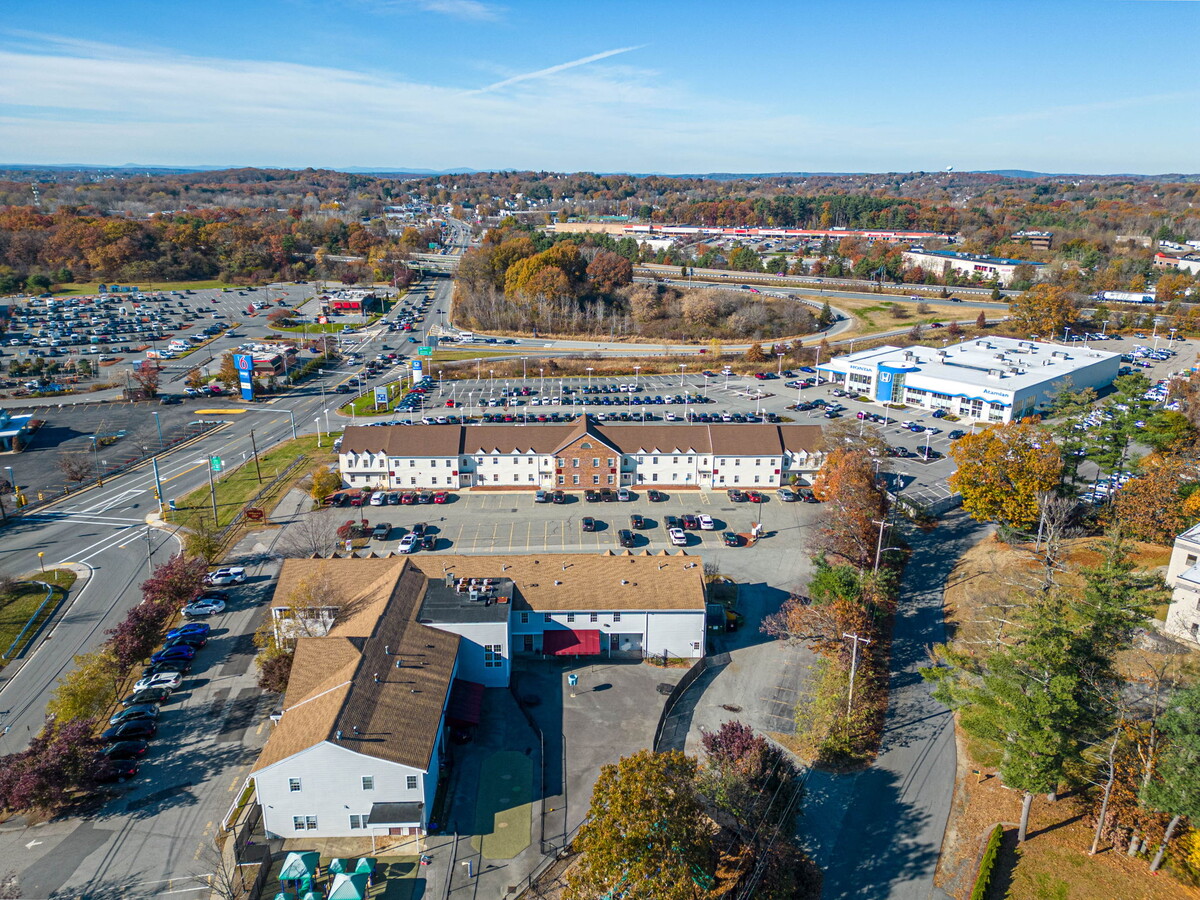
[
  {"xmin": 811, "ymin": 448, "xmax": 887, "ymax": 568},
  {"xmin": 948, "ymin": 422, "xmax": 1062, "ymax": 532}
]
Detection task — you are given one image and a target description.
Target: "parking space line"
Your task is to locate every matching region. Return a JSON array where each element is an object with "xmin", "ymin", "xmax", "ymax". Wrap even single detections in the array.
[{"xmin": 507, "ymin": 521, "xmax": 515, "ymax": 551}]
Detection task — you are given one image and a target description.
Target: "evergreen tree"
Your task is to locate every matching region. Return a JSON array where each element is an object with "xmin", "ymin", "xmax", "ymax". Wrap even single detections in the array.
[{"xmin": 1143, "ymin": 681, "xmax": 1200, "ymax": 872}]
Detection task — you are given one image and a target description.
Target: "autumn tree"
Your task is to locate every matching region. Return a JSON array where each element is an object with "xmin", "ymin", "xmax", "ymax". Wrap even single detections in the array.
[
  {"xmin": 45, "ymin": 648, "xmax": 120, "ymax": 723},
  {"xmin": 975, "ymin": 309, "xmax": 987, "ymax": 329},
  {"xmin": 129, "ymin": 360, "xmax": 161, "ymax": 398},
  {"xmin": 810, "ymin": 449, "xmax": 888, "ymax": 567},
  {"xmin": 0, "ymin": 718, "xmax": 108, "ymax": 813},
  {"xmin": 1011, "ymin": 283, "xmax": 1076, "ymax": 337},
  {"xmin": 816, "ymin": 417, "xmax": 891, "ymax": 462},
  {"xmin": 744, "ymin": 341, "xmax": 767, "ymax": 362},
  {"xmin": 141, "ymin": 554, "xmax": 207, "ymax": 609},
  {"xmin": 566, "ymin": 750, "xmax": 714, "ymax": 900},
  {"xmin": 215, "ymin": 353, "xmax": 240, "ymax": 389},
  {"xmin": 1108, "ymin": 455, "xmax": 1200, "ymax": 545},
  {"xmin": 948, "ymin": 423, "xmax": 1062, "ymax": 532},
  {"xmin": 309, "ymin": 466, "xmax": 342, "ymax": 503},
  {"xmin": 586, "ymin": 250, "xmax": 633, "ymax": 293}
]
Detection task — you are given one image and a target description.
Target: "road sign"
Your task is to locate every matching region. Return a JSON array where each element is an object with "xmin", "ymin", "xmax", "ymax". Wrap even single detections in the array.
[
  {"xmin": 244, "ymin": 507, "xmax": 265, "ymax": 521},
  {"xmin": 210, "ymin": 457, "xmax": 223, "ymax": 472},
  {"xmin": 417, "ymin": 346, "xmax": 432, "ymax": 356},
  {"xmin": 374, "ymin": 386, "xmax": 390, "ymax": 406}
]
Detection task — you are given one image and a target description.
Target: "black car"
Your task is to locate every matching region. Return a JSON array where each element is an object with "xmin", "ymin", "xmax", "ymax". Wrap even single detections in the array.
[
  {"xmin": 371, "ymin": 523, "xmax": 392, "ymax": 540},
  {"xmin": 102, "ymin": 719, "xmax": 158, "ymax": 743},
  {"xmin": 630, "ymin": 513, "xmax": 645, "ymax": 529},
  {"xmin": 584, "ymin": 489, "xmax": 600, "ymax": 502},
  {"xmin": 141, "ymin": 659, "xmax": 191, "ymax": 678},
  {"xmin": 101, "ymin": 740, "xmax": 148, "ymax": 760},
  {"xmin": 599, "ymin": 489, "xmax": 616, "ymax": 502},
  {"xmin": 551, "ymin": 490, "xmax": 566, "ymax": 504},
  {"xmin": 420, "ymin": 534, "xmax": 436, "ymax": 551},
  {"xmin": 727, "ymin": 489, "xmax": 746, "ymax": 502},
  {"xmin": 95, "ymin": 758, "xmax": 138, "ymax": 783},
  {"xmin": 798, "ymin": 488, "xmax": 820, "ymax": 503},
  {"xmin": 121, "ymin": 687, "xmax": 173, "ymax": 707},
  {"xmin": 722, "ymin": 532, "xmax": 743, "ymax": 547},
  {"xmin": 197, "ymin": 590, "xmax": 230, "ymax": 604},
  {"xmin": 948, "ymin": 430, "xmax": 967, "ymax": 440},
  {"xmin": 582, "ymin": 517, "xmax": 597, "ymax": 532},
  {"xmin": 410, "ymin": 522, "xmax": 427, "ymax": 537},
  {"xmin": 158, "ymin": 395, "xmax": 181, "ymax": 405},
  {"xmin": 664, "ymin": 515, "xmax": 682, "ymax": 529},
  {"xmin": 109, "ymin": 704, "xmax": 161, "ymax": 726},
  {"xmin": 618, "ymin": 529, "xmax": 635, "ymax": 548}
]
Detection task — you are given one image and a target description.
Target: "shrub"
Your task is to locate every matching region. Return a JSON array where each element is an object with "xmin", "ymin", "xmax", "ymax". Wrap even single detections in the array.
[{"xmin": 970, "ymin": 825, "xmax": 1004, "ymax": 900}]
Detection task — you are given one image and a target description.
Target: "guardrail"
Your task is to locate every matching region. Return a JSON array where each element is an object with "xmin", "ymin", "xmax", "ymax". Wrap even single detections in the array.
[{"xmin": 0, "ymin": 582, "xmax": 55, "ymax": 663}]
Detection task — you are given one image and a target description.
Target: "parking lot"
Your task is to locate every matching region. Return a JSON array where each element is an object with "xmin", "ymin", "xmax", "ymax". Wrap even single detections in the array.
[{"xmin": 328, "ymin": 486, "xmax": 822, "ymax": 564}]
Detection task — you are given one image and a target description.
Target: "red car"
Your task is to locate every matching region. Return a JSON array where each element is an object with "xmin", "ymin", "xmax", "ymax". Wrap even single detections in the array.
[
  {"xmin": 401, "ymin": 492, "xmax": 418, "ymax": 505},
  {"xmin": 432, "ymin": 492, "xmax": 449, "ymax": 504},
  {"xmin": 746, "ymin": 490, "xmax": 764, "ymax": 503}
]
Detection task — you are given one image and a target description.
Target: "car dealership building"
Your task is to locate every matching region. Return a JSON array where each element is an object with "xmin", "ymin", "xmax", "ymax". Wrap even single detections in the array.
[{"xmin": 817, "ymin": 337, "xmax": 1121, "ymax": 424}]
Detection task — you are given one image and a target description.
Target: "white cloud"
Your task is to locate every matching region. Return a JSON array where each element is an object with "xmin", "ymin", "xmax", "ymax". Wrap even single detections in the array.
[{"xmin": 347, "ymin": 0, "xmax": 501, "ymax": 21}]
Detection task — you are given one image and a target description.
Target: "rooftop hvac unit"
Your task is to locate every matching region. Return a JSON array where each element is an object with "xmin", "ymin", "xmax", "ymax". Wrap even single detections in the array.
[{"xmin": 469, "ymin": 589, "xmax": 479, "ymax": 602}]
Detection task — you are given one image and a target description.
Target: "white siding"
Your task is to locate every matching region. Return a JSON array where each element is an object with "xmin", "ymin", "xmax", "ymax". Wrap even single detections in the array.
[
  {"xmin": 429, "ymin": 619, "xmax": 510, "ymax": 687},
  {"xmin": 511, "ymin": 609, "xmax": 704, "ymax": 659},
  {"xmin": 1165, "ymin": 528, "xmax": 1200, "ymax": 644},
  {"xmin": 255, "ymin": 742, "xmax": 427, "ymax": 839}
]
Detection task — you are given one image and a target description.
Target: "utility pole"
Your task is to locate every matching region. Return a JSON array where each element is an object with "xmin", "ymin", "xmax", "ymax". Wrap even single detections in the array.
[
  {"xmin": 844, "ymin": 632, "xmax": 873, "ymax": 714},
  {"xmin": 207, "ymin": 458, "xmax": 219, "ymax": 524},
  {"xmin": 250, "ymin": 429, "xmax": 263, "ymax": 484},
  {"xmin": 872, "ymin": 518, "xmax": 893, "ymax": 573}
]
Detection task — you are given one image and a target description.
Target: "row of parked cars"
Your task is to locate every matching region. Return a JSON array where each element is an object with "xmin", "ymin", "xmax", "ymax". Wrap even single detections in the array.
[{"xmin": 349, "ymin": 490, "xmax": 452, "ymax": 507}]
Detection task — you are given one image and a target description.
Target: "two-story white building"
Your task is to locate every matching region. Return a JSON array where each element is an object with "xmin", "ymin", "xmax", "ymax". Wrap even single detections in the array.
[
  {"xmin": 337, "ymin": 417, "xmax": 824, "ymax": 492},
  {"xmin": 1164, "ymin": 523, "xmax": 1200, "ymax": 644},
  {"xmin": 253, "ymin": 552, "xmax": 709, "ymax": 840}
]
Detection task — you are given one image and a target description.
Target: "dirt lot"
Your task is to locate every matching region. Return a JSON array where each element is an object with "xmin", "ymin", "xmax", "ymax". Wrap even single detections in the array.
[{"xmin": 936, "ymin": 533, "xmax": 1200, "ymax": 900}]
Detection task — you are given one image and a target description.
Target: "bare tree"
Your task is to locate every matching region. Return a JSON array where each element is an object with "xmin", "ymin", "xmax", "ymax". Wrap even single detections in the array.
[
  {"xmin": 59, "ymin": 453, "xmax": 94, "ymax": 484},
  {"xmin": 130, "ymin": 361, "xmax": 161, "ymax": 398},
  {"xmin": 279, "ymin": 511, "xmax": 341, "ymax": 558}
]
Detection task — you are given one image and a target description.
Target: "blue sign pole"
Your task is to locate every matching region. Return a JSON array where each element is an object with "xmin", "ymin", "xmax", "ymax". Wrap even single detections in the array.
[{"xmin": 232, "ymin": 354, "xmax": 255, "ymax": 402}]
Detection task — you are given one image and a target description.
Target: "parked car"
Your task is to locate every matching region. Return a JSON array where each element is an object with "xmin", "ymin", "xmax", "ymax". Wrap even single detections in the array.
[
  {"xmin": 618, "ymin": 529, "xmax": 636, "ymax": 548},
  {"xmin": 745, "ymin": 490, "xmax": 764, "ymax": 503},
  {"xmin": 664, "ymin": 515, "xmax": 682, "ymax": 530},
  {"xmin": 162, "ymin": 633, "xmax": 207, "ymax": 651},
  {"xmin": 534, "ymin": 490, "xmax": 549, "ymax": 503},
  {"xmin": 722, "ymin": 532, "xmax": 743, "ymax": 547},
  {"xmin": 165, "ymin": 622, "xmax": 210, "ymax": 641},
  {"xmin": 551, "ymin": 490, "xmax": 566, "ymax": 504},
  {"xmin": 371, "ymin": 523, "xmax": 392, "ymax": 540},
  {"xmin": 101, "ymin": 740, "xmax": 148, "ymax": 760},
  {"xmin": 133, "ymin": 671, "xmax": 184, "ymax": 693},
  {"xmin": 776, "ymin": 488, "xmax": 797, "ymax": 502},
  {"xmin": 420, "ymin": 534, "xmax": 436, "ymax": 551},
  {"xmin": 617, "ymin": 488, "xmax": 633, "ymax": 501},
  {"xmin": 697, "ymin": 514, "xmax": 715, "ymax": 530},
  {"xmin": 120, "ymin": 687, "xmax": 173, "ymax": 707},
  {"xmin": 432, "ymin": 491, "xmax": 450, "ymax": 504},
  {"xmin": 647, "ymin": 489, "xmax": 666, "ymax": 502},
  {"xmin": 727, "ymin": 489, "xmax": 746, "ymax": 502},
  {"xmin": 681, "ymin": 514, "xmax": 699, "ymax": 530},
  {"xmin": 182, "ymin": 597, "xmax": 226, "ymax": 618},
  {"xmin": 581, "ymin": 517, "xmax": 597, "ymax": 532},
  {"xmin": 197, "ymin": 590, "xmax": 229, "ymax": 604},
  {"xmin": 629, "ymin": 513, "xmax": 645, "ymax": 529},
  {"xmin": 948, "ymin": 430, "xmax": 967, "ymax": 440},
  {"xmin": 108, "ymin": 704, "xmax": 161, "ymax": 726},
  {"xmin": 798, "ymin": 488, "xmax": 820, "ymax": 503},
  {"xmin": 102, "ymin": 720, "xmax": 158, "ymax": 743},
  {"xmin": 203, "ymin": 567, "xmax": 245, "ymax": 586},
  {"xmin": 95, "ymin": 758, "xmax": 139, "ymax": 783},
  {"xmin": 668, "ymin": 527, "xmax": 688, "ymax": 547},
  {"xmin": 584, "ymin": 490, "xmax": 600, "ymax": 502},
  {"xmin": 149, "ymin": 645, "xmax": 196, "ymax": 665},
  {"xmin": 398, "ymin": 533, "xmax": 419, "ymax": 553}
]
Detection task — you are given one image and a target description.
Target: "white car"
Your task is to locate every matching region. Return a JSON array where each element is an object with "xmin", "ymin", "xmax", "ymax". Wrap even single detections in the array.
[
  {"xmin": 183, "ymin": 598, "xmax": 226, "ymax": 618},
  {"xmin": 697, "ymin": 515, "xmax": 715, "ymax": 531},
  {"xmin": 668, "ymin": 527, "xmax": 687, "ymax": 547},
  {"xmin": 369, "ymin": 491, "xmax": 385, "ymax": 506},
  {"xmin": 134, "ymin": 671, "xmax": 184, "ymax": 693},
  {"xmin": 398, "ymin": 533, "xmax": 419, "ymax": 553},
  {"xmin": 204, "ymin": 567, "xmax": 246, "ymax": 586}
]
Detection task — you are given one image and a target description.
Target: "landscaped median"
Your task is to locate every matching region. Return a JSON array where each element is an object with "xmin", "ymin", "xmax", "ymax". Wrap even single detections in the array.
[
  {"xmin": 0, "ymin": 569, "xmax": 77, "ymax": 669},
  {"xmin": 166, "ymin": 434, "xmax": 339, "ymax": 535}
]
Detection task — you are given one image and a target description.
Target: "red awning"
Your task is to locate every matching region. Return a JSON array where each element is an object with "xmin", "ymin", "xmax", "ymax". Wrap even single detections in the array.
[
  {"xmin": 447, "ymin": 679, "xmax": 484, "ymax": 726},
  {"xmin": 543, "ymin": 629, "xmax": 601, "ymax": 656}
]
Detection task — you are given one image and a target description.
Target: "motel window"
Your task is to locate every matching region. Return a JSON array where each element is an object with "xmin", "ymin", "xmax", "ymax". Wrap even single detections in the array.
[
  {"xmin": 607, "ymin": 458, "xmax": 615, "ymax": 466},
  {"xmin": 407, "ymin": 776, "xmax": 419, "ymax": 790},
  {"xmin": 289, "ymin": 778, "xmax": 302, "ymax": 792},
  {"xmin": 520, "ymin": 612, "xmax": 529, "ymax": 624},
  {"xmin": 349, "ymin": 816, "xmax": 363, "ymax": 830},
  {"xmin": 613, "ymin": 612, "xmax": 621, "ymax": 622},
  {"xmin": 692, "ymin": 642, "xmax": 701, "ymax": 651},
  {"xmin": 544, "ymin": 614, "xmax": 552, "ymax": 622},
  {"xmin": 485, "ymin": 644, "xmax": 502, "ymax": 668},
  {"xmin": 608, "ymin": 475, "xmax": 615, "ymax": 484},
  {"xmin": 409, "ymin": 460, "xmax": 415, "ymax": 467},
  {"xmin": 572, "ymin": 474, "xmax": 580, "ymax": 485},
  {"xmin": 637, "ymin": 456, "xmax": 644, "ymax": 463},
  {"xmin": 362, "ymin": 776, "xmax": 374, "ymax": 791},
  {"xmin": 593, "ymin": 475, "xmax": 600, "ymax": 485},
  {"xmin": 573, "ymin": 458, "xmax": 580, "ymax": 468},
  {"xmin": 590, "ymin": 612, "xmax": 598, "ymax": 623},
  {"xmin": 556, "ymin": 457, "xmax": 565, "ymax": 466},
  {"xmin": 293, "ymin": 817, "xmax": 307, "ymax": 830},
  {"xmin": 558, "ymin": 475, "xmax": 565, "ymax": 485},
  {"xmin": 1187, "ymin": 555, "xmax": 1198, "ymax": 567},
  {"xmin": 567, "ymin": 613, "xmax": 575, "ymax": 623},
  {"xmin": 593, "ymin": 458, "xmax": 600, "ymax": 468},
  {"xmin": 673, "ymin": 456, "xmax": 678, "ymax": 464}
]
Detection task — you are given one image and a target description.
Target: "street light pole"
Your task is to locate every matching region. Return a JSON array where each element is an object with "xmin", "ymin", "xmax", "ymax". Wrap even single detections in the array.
[
  {"xmin": 152, "ymin": 411, "xmax": 163, "ymax": 450},
  {"xmin": 844, "ymin": 631, "xmax": 873, "ymax": 714},
  {"xmin": 521, "ymin": 357, "xmax": 528, "ymax": 382},
  {"xmin": 873, "ymin": 518, "xmax": 893, "ymax": 573},
  {"xmin": 679, "ymin": 364, "xmax": 687, "ymax": 386}
]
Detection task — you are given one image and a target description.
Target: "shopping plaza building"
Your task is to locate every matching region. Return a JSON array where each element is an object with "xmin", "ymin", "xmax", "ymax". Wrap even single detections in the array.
[{"xmin": 817, "ymin": 337, "xmax": 1121, "ymax": 424}]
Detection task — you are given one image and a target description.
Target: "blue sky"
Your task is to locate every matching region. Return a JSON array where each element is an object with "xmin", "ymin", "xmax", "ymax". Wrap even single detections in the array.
[{"xmin": 1, "ymin": 0, "xmax": 1197, "ymax": 174}]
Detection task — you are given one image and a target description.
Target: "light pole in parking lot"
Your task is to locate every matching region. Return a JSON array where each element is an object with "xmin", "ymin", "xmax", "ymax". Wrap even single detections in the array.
[
  {"xmin": 152, "ymin": 410, "xmax": 163, "ymax": 450},
  {"xmin": 539, "ymin": 367, "xmax": 545, "ymax": 396},
  {"xmin": 586, "ymin": 367, "xmax": 594, "ymax": 389},
  {"xmin": 521, "ymin": 357, "xmax": 528, "ymax": 382},
  {"xmin": 633, "ymin": 365, "xmax": 640, "ymax": 386},
  {"xmin": 776, "ymin": 351, "xmax": 785, "ymax": 375},
  {"xmin": 679, "ymin": 364, "xmax": 687, "ymax": 386}
]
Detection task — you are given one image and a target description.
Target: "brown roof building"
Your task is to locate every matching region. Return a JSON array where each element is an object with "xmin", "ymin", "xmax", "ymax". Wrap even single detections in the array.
[
  {"xmin": 250, "ymin": 552, "xmax": 709, "ymax": 841},
  {"xmin": 338, "ymin": 417, "xmax": 823, "ymax": 492}
]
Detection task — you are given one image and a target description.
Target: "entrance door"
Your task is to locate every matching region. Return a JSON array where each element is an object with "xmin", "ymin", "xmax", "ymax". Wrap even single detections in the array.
[{"xmin": 610, "ymin": 633, "xmax": 644, "ymax": 658}]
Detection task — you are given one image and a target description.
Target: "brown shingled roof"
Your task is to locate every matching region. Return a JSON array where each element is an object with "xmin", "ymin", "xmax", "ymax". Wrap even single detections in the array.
[{"xmin": 252, "ymin": 560, "xmax": 459, "ymax": 774}]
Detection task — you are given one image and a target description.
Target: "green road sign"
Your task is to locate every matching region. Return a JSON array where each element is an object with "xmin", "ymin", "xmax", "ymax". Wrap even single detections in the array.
[
  {"xmin": 210, "ymin": 457, "xmax": 223, "ymax": 472},
  {"xmin": 417, "ymin": 346, "xmax": 433, "ymax": 356}
]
